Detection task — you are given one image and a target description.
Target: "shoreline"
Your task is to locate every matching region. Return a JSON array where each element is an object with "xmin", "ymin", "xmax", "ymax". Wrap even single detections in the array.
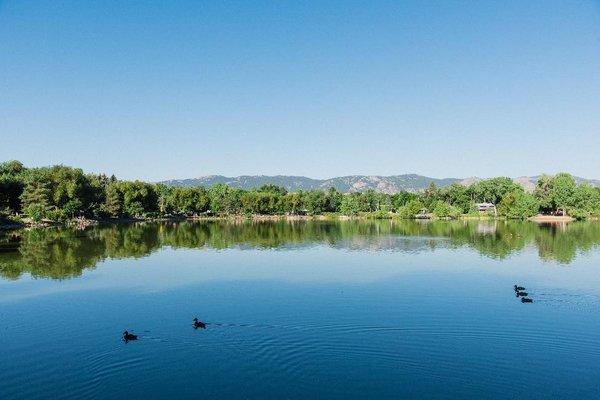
[
  {"xmin": 527, "ymin": 215, "xmax": 575, "ymax": 223},
  {"xmin": 1, "ymin": 213, "xmax": 596, "ymax": 232}
]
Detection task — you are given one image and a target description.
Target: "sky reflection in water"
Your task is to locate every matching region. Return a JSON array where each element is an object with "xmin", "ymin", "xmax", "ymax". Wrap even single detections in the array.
[{"xmin": 1, "ymin": 220, "xmax": 600, "ymax": 399}]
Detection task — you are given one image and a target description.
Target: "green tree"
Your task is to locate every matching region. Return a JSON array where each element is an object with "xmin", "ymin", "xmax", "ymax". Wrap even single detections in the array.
[
  {"xmin": 83, "ymin": 174, "xmax": 109, "ymax": 218},
  {"xmin": 0, "ymin": 160, "xmax": 26, "ymax": 214},
  {"xmin": 340, "ymin": 193, "xmax": 361, "ymax": 215},
  {"xmin": 208, "ymin": 183, "xmax": 242, "ymax": 215},
  {"xmin": 119, "ymin": 181, "xmax": 158, "ymax": 218},
  {"xmin": 241, "ymin": 191, "xmax": 282, "ymax": 215},
  {"xmin": 102, "ymin": 183, "xmax": 123, "ymax": 218},
  {"xmin": 0, "ymin": 160, "xmax": 25, "ymax": 176},
  {"xmin": 421, "ymin": 183, "xmax": 440, "ymax": 209},
  {"xmin": 257, "ymin": 184, "xmax": 287, "ymax": 196},
  {"xmin": 324, "ymin": 187, "xmax": 343, "ymax": 212},
  {"xmin": 305, "ymin": 190, "xmax": 326, "ymax": 215},
  {"xmin": 48, "ymin": 165, "xmax": 87, "ymax": 209},
  {"xmin": 497, "ymin": 191, "xmax": 539, "ymax": 219},
  {"xmin": 440, "ymin": 183, "xmax": 471, "ymax": 214},
  {"xmin": 551, "ymin": 173, "xmax": 576, "ymax": 216},
  {"xmin": 21, "ymin": 177, "xmax": 52, "ymax": 221},
  {"xmin": 431, "ymin": 201, "xmax": 461, "ymax": 219},
  {"xmin": 471, "ymin": 177, "xmax": 522, "ymax": 205},
  {"xmin": 190, "ymin": 187, "xmax": 210, "ymax": 214},
  {"xmin": 63, "ymin": 199, "xmax": 84, "ymax": 218},
  {"xmin": 534, "ymin": 174, "xmax": 554, "ymax": 212},
  {"xmin": 283, "ymin": 192, "xmax": 305, "ymax": 214},
  {"xmin": 398, "ymin": 199, "xmax": 423, "ymax": 219},
  {"xmin": 391, "ymin": 191, "xmax": 418, "ymax": 211}
]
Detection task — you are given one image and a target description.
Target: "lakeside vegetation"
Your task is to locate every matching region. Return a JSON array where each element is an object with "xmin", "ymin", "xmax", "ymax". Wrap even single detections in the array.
[{"xmin": 2, "ymin": 160, "xmax": 600, "ymax": 225}]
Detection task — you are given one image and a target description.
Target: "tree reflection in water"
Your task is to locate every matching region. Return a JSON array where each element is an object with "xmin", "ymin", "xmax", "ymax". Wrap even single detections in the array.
[{"xmin": 1, "ymin": 220, "xmax": 600, "ymax": 280}]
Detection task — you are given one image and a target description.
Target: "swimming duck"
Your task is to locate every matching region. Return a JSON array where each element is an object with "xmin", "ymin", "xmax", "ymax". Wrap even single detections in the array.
[
  {"xmin": 521, "ymin": 297, "xmax": 533, "ymax": 303},
  {"xmin": 123, "ymin": 330, "xmax": 138, "ymax": 341},
  {"xmin": 193, "ymin": 318, "xmax": 206, "ymax": 329},
  {"xmin": 514, "ymin": 285, "xmax": 526, "ymax": 291},
  {"xmin": 516, "ymin": 291, "xmax": 528, "ymax": 297}
]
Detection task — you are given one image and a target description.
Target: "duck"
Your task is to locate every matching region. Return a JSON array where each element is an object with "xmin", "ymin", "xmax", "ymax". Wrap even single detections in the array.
[
  {"xmin": 521, "ymin": 297, "xmax": 533, "ymax": 303},
  {"xmin": 193, "ymin": 318, "xmax": 206, "ymax": 329},
  {"xmin": 123, "ymin": 330, "xmax": 138, "ymax": 341},
  {"xmin": 514, "ymin": 285, "xmax": 526, "ymax": 291},
  {"xmin": 515, "ymin": 291, "xmax": 528, "ymax": 297}
]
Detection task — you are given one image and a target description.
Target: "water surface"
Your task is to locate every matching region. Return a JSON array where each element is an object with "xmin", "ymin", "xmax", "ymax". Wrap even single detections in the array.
[{"xmin": 1, "ymin": 220, "xmax": 600, "ymax": 399}]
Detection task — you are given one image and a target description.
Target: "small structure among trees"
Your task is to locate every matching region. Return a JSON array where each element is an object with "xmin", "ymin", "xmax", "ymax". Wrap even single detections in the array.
[{"xmin": 476, "ymin": 202, "xmax": 496, "ymax": 212}]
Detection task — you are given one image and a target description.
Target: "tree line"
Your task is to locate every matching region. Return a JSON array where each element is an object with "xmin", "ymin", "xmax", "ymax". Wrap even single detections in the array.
[{"xmin": 1, "ymin": 160, "xmax": 600, "ymax": 222}]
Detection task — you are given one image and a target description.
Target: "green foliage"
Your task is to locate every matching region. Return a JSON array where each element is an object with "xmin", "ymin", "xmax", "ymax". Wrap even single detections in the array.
[
  {"xmin": 534, "ymin": 174, "xmax": 554, "ymax": 211},
  {"xmin": 157, "ymin": 185, "xmax": 209, "ymax": 216},
  {"xmin": 102, "ymin": 183, "xmax": 123, "ymax": 218},
  {"xmin": 2, "ymin": 161, "xmax": 600, "ymax": 222},
  {"xmin": 390, "ymin": 192, "xmax": 418, "ymax": 210},
  {"xmin": 569, "ymin": 184, "xmax": 600, "ymax": 219},
  {"xmin": 324, "ymin": 187, "xmax": 343, "ymax": 212},
  {"xmin": 366, "ymin": 210, "xmax": 392, "ymax": 219},
  {"xmin": 16, "ymin": 165, "xmax": 110, "ymax": 221},
  {"xmin": 359, "ymin": 190, "xmax": 379, "ymax": 212},
  {"xmin": 257, "ymin": 184, "xmax": 288, "ymax": 196},
  {"xmin": 569, "ymin": 208, "xmax": 589, "ymax": 220},
  {"xmin": 421, "ymin": 183, "xmax": 440, "ymax": 209},
  {"xmin": 282, "ymin": 192, "xmax": 305, "ymax": 214},
  {"xmin": 5, "ymin": 219, "xmax": 600, "ymax": 281},
  {"xmin": 63, "ymin": 199, "xmax": 84, "ymax": 218},
  {"xmin": 208, "ymin": 184, "xmax": 242, "ymax": 215},
  {"xmin": 304, "ymin": 190, "xmax": 326, "ymax": 215},
  {"xmin": 440, "ymin": 183, "xmax": 472, "ymax": 213},
  {"xmin": 119, "ymin": 181, "xmax": 158, "ymax": 218},
  {"xmin": 552, "ymin": 173, "xmax": 576, "ymax": 215},
  {"xmin": 497, "ymin": 191, "xmax": 539, "ymax": 219},
  {"xmin": 0, "ymin": 160, "xmax": 26, "ymax": 214},
  {"xmin": 431, "ymin": 201, "xmax": 461, "ymax": 219},
  {"xmin": 397, "ymin": 200, "xmax": 424, "ymax": 219},
  {"xmin": 241, "ymin": 191, "xmax": 282, "ymax": 215},
  {"xmin": 20, "ymin": 174, "xmax": 52, "ymax": 221},
  {"xmin": 471, "ymin": 177, "xmax": 522, "ymax": 204},
  {"xmin": 340, "ymin": 193, "xmax": 361, "ymax": 215},
  {"xmin": 339, "ymin": 191, "xmax": 393, "ymax": 215},
  {"xmin": 534, "ymin": 173, "xmax": 579, "ymax": 216},
  {"xmin": 23, "ymin": 203, "xmax": 50, "ymax": 222},
  {"xmin": 0, "ymin": 160, "xmax": 25, "ymax": 175}
]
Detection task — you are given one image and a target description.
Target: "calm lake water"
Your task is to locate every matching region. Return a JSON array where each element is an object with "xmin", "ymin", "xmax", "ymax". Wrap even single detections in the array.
[{"xmin": 1, "ymin": 220, "xmax": 600, "ymax": 399}]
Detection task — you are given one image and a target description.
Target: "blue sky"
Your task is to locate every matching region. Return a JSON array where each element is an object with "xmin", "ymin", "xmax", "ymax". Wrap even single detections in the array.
[{"xmin": 1, "ymin": 1, "xmax": 599, "ymax": 181}]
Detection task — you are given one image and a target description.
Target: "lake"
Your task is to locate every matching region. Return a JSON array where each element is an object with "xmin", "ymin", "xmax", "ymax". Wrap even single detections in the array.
[{"xmin": 1, "ymin": 220, "xmax": 600, "ymax": 399}]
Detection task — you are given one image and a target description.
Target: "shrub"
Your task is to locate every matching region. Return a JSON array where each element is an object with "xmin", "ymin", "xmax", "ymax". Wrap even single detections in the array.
[
  {"xmin": 397, "ymin": 200, "xmax": 423, "ymax": 219},
  {"xmin": 497, "ymin": 191, "xmax": 539, "ymax": 219},
  {"xmin": 431, "ymin": 201, "xmax": 461, "ymax": 219},
  {"xmin": 366, "ymin": 210, "xmax": 392, "ymax": 219}
]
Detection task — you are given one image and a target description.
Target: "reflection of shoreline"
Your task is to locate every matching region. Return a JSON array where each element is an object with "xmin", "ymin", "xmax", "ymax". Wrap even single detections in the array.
[
  {"xmin": 2, "ymin": 213, "xmax": 588, "ymax": 233},
  {"xmin": 2, "ymin": 220, "xmax": 600, "ymax": 280},
  {"xmin": 476, "ymin": 221, "xmax": 498, "ymax": 235},
  {"xmin": 529, "ymin": 215, "xmax": 575, "ymax": 223}
]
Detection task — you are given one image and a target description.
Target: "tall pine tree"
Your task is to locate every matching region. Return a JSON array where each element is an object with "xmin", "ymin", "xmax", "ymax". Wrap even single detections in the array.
[{"xmin": 20, "ymin": 179, "xmax": 52, "ymax": 221}]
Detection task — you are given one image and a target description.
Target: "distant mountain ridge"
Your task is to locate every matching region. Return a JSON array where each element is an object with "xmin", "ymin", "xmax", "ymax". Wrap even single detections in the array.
[
  {"xmin": 159, "ymin": 174, "xmax": 600, "ymax": 194},
  {"xmin": 162, "ymin": 174, "xmax": 460, "ymax": 193}
]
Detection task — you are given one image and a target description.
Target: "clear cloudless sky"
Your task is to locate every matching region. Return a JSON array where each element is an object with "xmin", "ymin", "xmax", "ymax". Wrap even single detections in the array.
[{"xmin": 1, "ymin": 0, "xmax": 599, "ymax": 181}]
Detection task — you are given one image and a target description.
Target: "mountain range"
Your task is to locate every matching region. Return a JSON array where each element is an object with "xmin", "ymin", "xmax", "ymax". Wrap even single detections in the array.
[{"xmin": 160, "ymin": 174, "xmax": 600, "ymax": 194}]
